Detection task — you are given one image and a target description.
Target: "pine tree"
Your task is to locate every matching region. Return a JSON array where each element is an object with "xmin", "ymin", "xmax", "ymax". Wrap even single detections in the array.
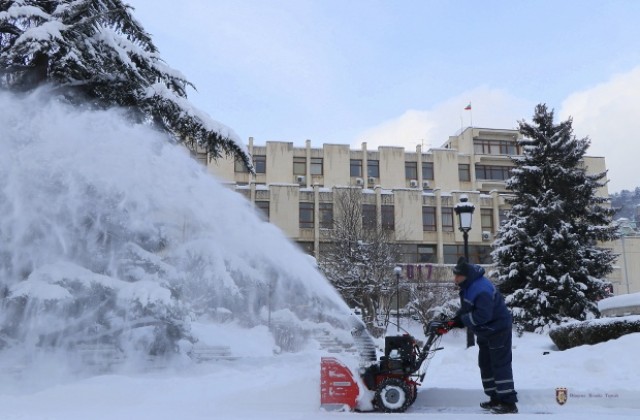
[
  {"xmin": 492, "ymin": 104, "xmax": 618, "ymax": 333},
  {"xmin": 0, "ymin": 0, "xmax": 250, "ymax": 168}
]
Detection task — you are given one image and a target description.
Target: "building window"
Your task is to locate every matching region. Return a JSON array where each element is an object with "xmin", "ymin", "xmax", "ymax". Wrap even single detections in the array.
[
  {"xmin": 418, "ymin": 245, "xmax": 436, "ymax": 263},
  {"xmin": 422, "ymin": 206, "xmax": 436, "ymax": 231},
  {"xmin": 367, "ymin": 160, "xmax": 380, "ymax": 178},
  {"xmin": 381, "ymin": 205, "xmax": 395, "ymax": 230},
  {"xmin": 458, "ymin": 164, "xmax": 470, "ymax": 182},
  {"xmin": 397, "ymin": 244, "xmax": 417, "ymax": 263},
  {"xmin": 253, "ymin": 155, "xmax": 266, "ymax": 174},
  {"xmin": 441, "ymin": 207, "xmax": 454, "ymax": 232},
  {"xmin": 319, "ymin": 203, "xmax": 333, "ymax": 229},
  {"xmin": 481, "ymin": 208, "xmax": 494, "ymax": 232},
  {"xmin": 443, "ymin": 245, "xmax": 493, "ymax": 264},
  {"xmin": 475, "ymin": 165, "xmax": 512, "ymax": 181},
  {"xmin": 193, "ymin": 152, "xmax": 207, "ymax": 166},
  {"xmin": 293, "ymin": 157, "xmax": 306, "ymax": 175},
  {"xmin": 405, "ymin": 162, "xmax": 418, "ymax": 180},
  {"xmin": 473, "ymin": 140, "xmax": 518, "ymax": 155},
  {"xmin": 234, "ymin": 158, "xmax": 249, "ymax": 173},
  {"xmin": 297, "ymin": 241, "xmax": 314, "ymax": 255},
  {"xmin": 310, "ymin": 157, "xmax": 323, "ymax": 175},
  {"xmin": 350, "ymin": 159, "xmax": 362, "ymax": 177},
  {"xmin": 299, "ymin": 202, "xmax": 314, "ymax": 228},
  {"xmin": 255, "ymin": 201, "xmax": 269, "ymax": 220},
  {"xmin": 422, "ymin": 162, "xmax": 434, "ymax": 180},
  {"xmin": 362, "ymin": 204, "xmax": 376, "ymax": 228},
  {"xmin": 397, "ymin": 244, "xmax": 436, "ymax": 264}
]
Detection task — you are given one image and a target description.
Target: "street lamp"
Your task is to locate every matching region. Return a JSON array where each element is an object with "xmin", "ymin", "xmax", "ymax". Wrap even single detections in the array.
[
  {"xmin": 455, "ymin": 194, "xmax": 475, "ymax": 258},
  {"xmin": 393, "ymin": 266, "xmax": 402, "ymax": 333},
  {"xmin": 454, "ymin": 194, "xmax": 476, "ymax": 348}
]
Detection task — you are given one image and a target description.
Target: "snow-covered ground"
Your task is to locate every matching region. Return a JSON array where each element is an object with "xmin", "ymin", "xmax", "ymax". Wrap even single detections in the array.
[{"xmin": 2, "ymin": 320, "xmax": 639, "ymax": 419}]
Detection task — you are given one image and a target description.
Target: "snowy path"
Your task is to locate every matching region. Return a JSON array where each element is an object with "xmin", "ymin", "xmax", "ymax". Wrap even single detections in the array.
[{"xmin": 2, "ymin": 329, "xmax": 640, "ymax": 419}]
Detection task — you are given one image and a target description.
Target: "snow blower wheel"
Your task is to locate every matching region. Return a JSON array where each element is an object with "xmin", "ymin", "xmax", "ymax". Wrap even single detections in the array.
[{"xmin": 374, "ymin": 378, "xmax": 412, "ymax": 413}]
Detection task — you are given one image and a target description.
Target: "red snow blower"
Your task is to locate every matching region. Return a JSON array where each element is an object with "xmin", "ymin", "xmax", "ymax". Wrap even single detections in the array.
[{"xmin": 321, "ymin": 319, "xmax": 452, "ymax": 413}]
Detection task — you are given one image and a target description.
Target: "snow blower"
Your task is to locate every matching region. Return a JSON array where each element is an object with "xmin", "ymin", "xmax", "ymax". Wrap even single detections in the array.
[{"xmin": 320, "ymin": 319, "xmax": 452, "ymax": 413}]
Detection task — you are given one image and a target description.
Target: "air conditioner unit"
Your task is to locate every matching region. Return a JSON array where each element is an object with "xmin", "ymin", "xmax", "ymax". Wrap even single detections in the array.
[
  {"xmin": 422, "ymin": 180, "xmax": 430, "ymax": 190},
  {"xmin": 368, "ymin": 177, "xmax": 376, "ymax": 185},
  {"xmin": 355, "ymin": 177, "xmax": 364, "ymax": 186},
  {"xmin": 409, "ymin": 179, "xmax": 418, "ymax": 188},
  {"xmin": 296, "ymin": 175, "xmax": 306, "ymax": 184},
  {"xmin": 482, "ymin": 231, "xmax": 492, "ymax": 241}
]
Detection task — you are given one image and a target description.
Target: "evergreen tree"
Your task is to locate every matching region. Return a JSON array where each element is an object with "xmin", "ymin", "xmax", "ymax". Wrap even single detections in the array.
[
  {"xmin": 492, "ymin": 104, "xmax": 618, "ymax": 333},
  {"xmin": 0, "ymin": 0, "xmax": 250, "ymax": 168}
]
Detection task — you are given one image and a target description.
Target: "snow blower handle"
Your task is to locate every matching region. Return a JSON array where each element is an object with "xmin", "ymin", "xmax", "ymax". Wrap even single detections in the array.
[
  {"xmin": 435, "ymin": 324, "xmax": 451, "ymax": 335},
  {"xmin": 424, "ymin": 320, "xmax": 453, "ymax": 336}
]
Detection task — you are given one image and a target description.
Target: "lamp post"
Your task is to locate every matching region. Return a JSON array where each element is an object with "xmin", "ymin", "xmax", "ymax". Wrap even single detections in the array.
[
  {"xmin": 454, "ymin": 194, "xmax": 476, "ymax": 348},
  {"xmin": 393, "ymin": 266, "xmax": 402, "ymax": 333}
]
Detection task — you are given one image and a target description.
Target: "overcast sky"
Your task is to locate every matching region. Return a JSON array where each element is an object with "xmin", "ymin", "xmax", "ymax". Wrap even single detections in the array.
[{"xmin": 126, "ymin": 0, "xmax": 640, "ymax": 193}]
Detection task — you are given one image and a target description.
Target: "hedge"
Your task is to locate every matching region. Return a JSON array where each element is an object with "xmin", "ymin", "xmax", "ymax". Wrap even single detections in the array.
[{"xmin": 549, "ymin": 316, "xmax": 640, "ymax": 351}]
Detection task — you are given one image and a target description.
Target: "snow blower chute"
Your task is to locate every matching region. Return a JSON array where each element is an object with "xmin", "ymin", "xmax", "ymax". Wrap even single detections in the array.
[{"xmin": 320, "ymin": 319, "xmax": 452, "ymax": 413}]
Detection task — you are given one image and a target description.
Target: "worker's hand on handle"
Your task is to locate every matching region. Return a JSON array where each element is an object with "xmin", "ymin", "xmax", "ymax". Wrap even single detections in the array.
[
  {"xmin": 435, "ymin": 325, "xmax": 450, "ymax": 335},
  {"xmin": 447, "ymin": 315, "xmax": 464, "ymax": 329}
]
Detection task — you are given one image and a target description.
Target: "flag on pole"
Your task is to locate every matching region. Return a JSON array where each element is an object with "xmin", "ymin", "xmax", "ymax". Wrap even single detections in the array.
[{"xmin": 464, "ymin": 103, "xmax": 472, "ymax": 111}]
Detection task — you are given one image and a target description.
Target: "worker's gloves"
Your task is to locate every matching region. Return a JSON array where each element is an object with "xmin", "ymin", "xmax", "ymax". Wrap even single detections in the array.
[{"xmin": 447, "ymin": 316, "xmax": 464, "ymax": 329}]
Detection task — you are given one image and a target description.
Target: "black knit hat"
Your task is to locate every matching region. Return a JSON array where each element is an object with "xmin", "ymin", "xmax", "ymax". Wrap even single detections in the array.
[{"xmin": 452, "ymin": 256, "xmax": 470, "ymax": 277}]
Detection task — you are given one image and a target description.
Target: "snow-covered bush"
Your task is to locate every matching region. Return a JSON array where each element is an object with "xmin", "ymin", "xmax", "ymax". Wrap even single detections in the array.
[{"xmin": 549, "ymin": 316, "xmax": 640, "ymax": 350}]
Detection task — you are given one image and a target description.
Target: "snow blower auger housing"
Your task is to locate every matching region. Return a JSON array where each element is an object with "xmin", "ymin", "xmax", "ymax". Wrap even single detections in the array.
[{"xmin": 320, "ymin": 319, "xmax": 452, "ymax": 413}]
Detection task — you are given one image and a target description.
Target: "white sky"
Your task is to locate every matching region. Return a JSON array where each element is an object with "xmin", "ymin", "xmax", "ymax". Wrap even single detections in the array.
[{"xmin": 125, "ymin": 0, "xmax": 640, "ymax": 193}]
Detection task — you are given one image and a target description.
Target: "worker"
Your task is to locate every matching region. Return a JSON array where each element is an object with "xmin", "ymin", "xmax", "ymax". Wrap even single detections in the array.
[{"xmin": 448, "ymin": 256, "xmax": 518, "ymax": 414}]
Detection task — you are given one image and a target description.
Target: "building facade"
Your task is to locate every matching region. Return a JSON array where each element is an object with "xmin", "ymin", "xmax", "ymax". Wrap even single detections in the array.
[{"xmin": 205, "ymin": 127, "xmax": 637, "ymax": 295}]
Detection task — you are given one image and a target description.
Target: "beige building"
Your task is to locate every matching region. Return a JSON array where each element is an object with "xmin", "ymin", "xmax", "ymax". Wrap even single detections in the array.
[{"xmin": 205, "ymin": 127, "xmax": 637, "ymax": 295}]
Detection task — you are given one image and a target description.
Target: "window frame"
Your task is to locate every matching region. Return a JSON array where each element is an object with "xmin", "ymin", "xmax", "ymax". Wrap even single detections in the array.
[
  {"xmin": 299, "ymin": 202, "xmax": 314, "ymax": 229},
  {"xmin": 441, "ymin": 207, "xmax": 454, "ymax": 232},
  {"xmin": 422, "ymin": 206, "xmax": 436, "ymax": 231},
  {"xmin": 310, "ymin": 157, "xmax": 323, "ymax": 175},
  {"xmin": 367, "ymin": 160, "xmax": 380, "ymax": 178},
  {"xmin": 422, "ymin": 162, "xmax": 434, "ymax": 180},
  {"xmin": 234, "ymin": 158, "xmax": 249, "ymax": 173},
  {"xmin": 362, "ymin": 204, "xmax": 377, "ymax": 229},
  {"xmin": 458, "ymin": 164, "xmax": 471, "ymax": 182},
  {"xmin": 405, "ymin": 161, "xmax": 418, "ymax": 180},
  {"xmin": 481, "ymin": 208, "xmax": 494, "ymax": 232},
  {"xmin": 475, "ymin": 164, "xmax": 512, "ymax": 181},
  {"xmin": 319, "ymin": 202, "xmax": 333, "ymax": 229},
  {"xmin": 253, "ymin": 155, "xmax": 266, "ymax": 174},
  {"xmin": 381, "ymin": 205, "xmax": 395, "ymax": 231},
  {"xmin": 293, "ymin": 157, "xmax": 306, "ymax": 175},
  {"xmin": 350, "ymin": 159, "xmax": 362, "ymax": 177}
]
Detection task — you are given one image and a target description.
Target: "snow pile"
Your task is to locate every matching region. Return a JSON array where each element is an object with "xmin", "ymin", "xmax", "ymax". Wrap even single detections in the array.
[
  {"xmin": 0, "ymin": 90, "xmax": 351, "ymax": 370},
  {"xmin": 598, "ymin": 292, "xmax": 640, "ymax": 313}
]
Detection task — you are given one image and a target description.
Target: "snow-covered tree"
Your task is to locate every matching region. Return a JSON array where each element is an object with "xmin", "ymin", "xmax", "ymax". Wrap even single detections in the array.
[
  {"xmin": 492, "ymin": 104, "xmax": 618, "ymax": 333},
  {"xmin": 0, "ymin": 0, "xmax": 250, "ymax": 168},
  {"xmin": 405, "ymin": 266, "xmax": 458, "ymax": 326},
  {"xmin": 318, "ymin": 187, "xmax": 398, "ymax": 336}
]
